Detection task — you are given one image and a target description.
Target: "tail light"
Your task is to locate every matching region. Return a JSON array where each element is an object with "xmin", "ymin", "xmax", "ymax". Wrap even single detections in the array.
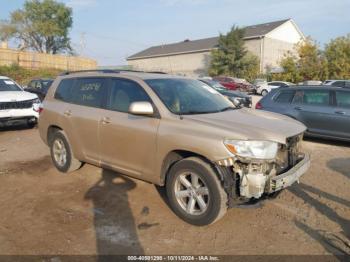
[
  {"xmin": 255, "ymin": 102, "xmax": 263, "ymax": 110},
  {"xmin": 38, "ymin": 105, "xmax": 44, "ymax": 114}
]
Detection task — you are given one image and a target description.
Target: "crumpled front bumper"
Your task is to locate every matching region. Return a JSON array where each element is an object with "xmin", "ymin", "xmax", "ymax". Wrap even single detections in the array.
[
  {"xmin": 234, "ymin": 153, "xmax": 310, "ymax": 199},
  {"xmin": 268, "ymin": 153, "xmax": 310, "ymax": 193}
]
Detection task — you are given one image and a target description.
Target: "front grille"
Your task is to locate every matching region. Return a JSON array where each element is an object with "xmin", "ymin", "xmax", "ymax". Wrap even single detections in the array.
[{"xmin": 0, "ymin": 100, "xmax": 34, "ymax": 110}]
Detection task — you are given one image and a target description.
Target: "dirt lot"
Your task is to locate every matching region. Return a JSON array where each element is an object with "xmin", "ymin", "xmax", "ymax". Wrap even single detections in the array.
[{"xmin": 0, "ymin": 122, "xmax": 349, "ymax": 256}]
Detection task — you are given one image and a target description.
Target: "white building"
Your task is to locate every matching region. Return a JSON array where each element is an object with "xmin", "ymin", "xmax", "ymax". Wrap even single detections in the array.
[{"xmin": 127, "ymin": 19, "xmax": 305, "ymax": 76}]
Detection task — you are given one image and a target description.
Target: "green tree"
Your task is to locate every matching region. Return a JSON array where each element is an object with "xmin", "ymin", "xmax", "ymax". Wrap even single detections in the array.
[
  {"xmin": 209, "ymin": 25, "xmax": 260, "ymax": 81},
  {"xmin": 325, "ymin": 34, "xmax": 350, "ymax": 79},
  {"xmin": 297, "ymin": 38, "xmax": 327, "ymax": 81},
  {"xmin": 276, "ymin": 38, "xmax": 328, "ymax": 82},
  {"xmin": 0, "ymin": 0, "xmax": 73, "ymax": 54},
  {"xmin": 273, "ymin": 53, "xmax": 302, "ymax": 83}
]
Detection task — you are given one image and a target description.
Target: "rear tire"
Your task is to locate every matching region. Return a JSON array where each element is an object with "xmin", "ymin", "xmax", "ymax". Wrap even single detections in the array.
[
  {"xmin": 166, "ymin": 157, "xmax": 227, "ymax": 226},
  {"xmin": 50, "ymin": 130, "xmax": 82, "ymax": 173}
]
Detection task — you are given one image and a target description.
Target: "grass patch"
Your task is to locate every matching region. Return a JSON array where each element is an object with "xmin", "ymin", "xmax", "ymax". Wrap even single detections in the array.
[{"xmin": 0, "ymin": 64, "xmax": 61, "ymax": 86}]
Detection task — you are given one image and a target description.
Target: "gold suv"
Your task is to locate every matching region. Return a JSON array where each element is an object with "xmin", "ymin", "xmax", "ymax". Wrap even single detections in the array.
[{"xmin": 39, "ymin": 70, "xmax": 310, "ymax": 225}]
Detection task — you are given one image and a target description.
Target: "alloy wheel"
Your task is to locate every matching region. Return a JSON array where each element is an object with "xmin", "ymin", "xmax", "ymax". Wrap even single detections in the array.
[
  {"xmin": 52, "ymin": 138, "xmax": 67, "ymax": 167},
  {"xmin": 174, "ymin": 172, "xmax": 210, "ymax": 215}
]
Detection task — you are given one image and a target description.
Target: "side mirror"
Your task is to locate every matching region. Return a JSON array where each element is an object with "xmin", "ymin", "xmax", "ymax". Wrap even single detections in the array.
[
  {"xmin": 129, "ymin": 101, "xmax": 154, "ymax": 116},
  {"xmin": 232, "ymin": 97, "xmax": 243, "ymax": 108}
]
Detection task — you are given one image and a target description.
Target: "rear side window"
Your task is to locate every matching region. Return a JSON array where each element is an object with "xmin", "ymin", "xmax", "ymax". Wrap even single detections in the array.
[
  {"xmin": 336, "ymin": 91, "xmax": 350, "ymax": 108},
  {"xmin": 108, "ymin": 79, "xmax": 151, "ymax": 113},
  {"xmin": 72, "ymin": 78, "xmax": 107, "ymax": 108},
  {"xmin": 293, "ymin": 90, "xmax": 330, "ymax": 106},
  {"xmin": 274, "ymin": 90, "xmax": 295, "ymax": 103},
  {"xmin": 55, "ymin": 79, "xmax": 74, "ymax": 102}
]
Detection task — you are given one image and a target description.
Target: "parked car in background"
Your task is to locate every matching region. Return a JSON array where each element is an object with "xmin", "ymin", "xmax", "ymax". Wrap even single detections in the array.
[
  {"xmin": 256, "ymin": 81, "xmax": 295, "ymax": 96},
  {"xmin": 213, "ymin": 76, "xmax": 239, "ymax": 90},
  {"xmin": 199, "ymin": 79, "xmax": 252, "ymax": 107},
  {"xmin": 256, "ymin": 86, "xmax": 350, "ymax": 141},
  {"xmin": 0, "ymin": 76, "xmax": 41, "ymax": 128},
  {"xmin": 25, "ymin": 78, "xmax": 54, "ymax": 101},
  {"xmin": 268, "ymin": 81, "xmax": 295, "ymax": 88},
  {"xmin": 301, "ymin": 80, "xmax": 323, "ymax": 86},
  {"xmin": 212, "ymin": 76, "xmax": 255, "ymax": 93},
  {"xmin": 323, "ymin": 80, "xmax": 350, "ymax": 88},
  {"xmin": 254, "ymin": 79, "xmax": 268, "ymax": 95},
  {"xmin": 39, "ymin": 70, "xmax": 309, "ymax": 225}
]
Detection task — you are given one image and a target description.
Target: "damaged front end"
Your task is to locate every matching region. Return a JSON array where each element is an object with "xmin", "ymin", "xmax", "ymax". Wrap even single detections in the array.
[{"xmin": 215, "ymin": 134, "xmax": 310, "ymax": 206}]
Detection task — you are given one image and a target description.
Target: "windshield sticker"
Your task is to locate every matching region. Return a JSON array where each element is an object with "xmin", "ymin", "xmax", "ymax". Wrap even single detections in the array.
[{"xmin": 4, "ymin": 80, "xmax": 15, "ymax": 85}]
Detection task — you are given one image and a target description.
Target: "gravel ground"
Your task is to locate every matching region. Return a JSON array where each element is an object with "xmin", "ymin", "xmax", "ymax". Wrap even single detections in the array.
[{"xmin": 0, "ymin": 109, "xmax": 349, "ymax": 256}]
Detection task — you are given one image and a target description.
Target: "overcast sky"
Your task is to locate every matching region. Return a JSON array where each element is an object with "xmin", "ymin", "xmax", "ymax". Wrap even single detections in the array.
[{"xmin": 1, "ymin": 0, "xmax": 349, "ymax": 66}]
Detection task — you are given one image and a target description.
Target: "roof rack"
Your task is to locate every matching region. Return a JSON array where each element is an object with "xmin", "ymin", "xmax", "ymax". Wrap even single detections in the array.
[{"xmin": 59, "ymin": 69, "xmax": 167, "ymax": 76}]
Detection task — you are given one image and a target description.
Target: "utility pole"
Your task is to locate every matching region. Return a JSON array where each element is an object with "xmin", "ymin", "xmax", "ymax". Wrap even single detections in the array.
[{"xmin": 79, "ymin": 32, "xmax": 86, "ymax": 57}]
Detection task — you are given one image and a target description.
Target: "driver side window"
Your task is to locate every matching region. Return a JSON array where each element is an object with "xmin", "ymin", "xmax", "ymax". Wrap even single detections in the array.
[{"xmin": 108, "ymin": 79, "xmax": 152, "ymax": 113}]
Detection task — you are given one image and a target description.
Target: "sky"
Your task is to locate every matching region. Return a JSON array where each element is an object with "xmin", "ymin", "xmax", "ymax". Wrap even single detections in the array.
[{"xmin": 0, "ymin": 0, "xmax": 349, "ymax": 66}]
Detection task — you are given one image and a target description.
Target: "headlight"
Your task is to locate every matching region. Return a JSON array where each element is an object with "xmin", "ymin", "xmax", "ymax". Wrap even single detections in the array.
[
  {"xmin": 32, "ymin": 98, "xmax": 41, "ymax": 104},
  {"xmin": 224, "ymin": 140, "xmax": 278, "ymax": 160}
]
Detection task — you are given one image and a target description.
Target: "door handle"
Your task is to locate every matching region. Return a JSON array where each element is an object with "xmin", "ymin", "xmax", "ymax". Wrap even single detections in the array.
[
  {"xmin": 335, "ymin": 111, "xmax": 346, "ymax": 115},
  {"xmin": 64, "ymin": 110, "xmax": 72, "ymax": 117},
  {"xmin": 294, "ymin": 106, "xmax": 302, "ymax": 111},
  {"xmin": 101, "ymin": 117, "xmax": 111, "ymax": 124}
]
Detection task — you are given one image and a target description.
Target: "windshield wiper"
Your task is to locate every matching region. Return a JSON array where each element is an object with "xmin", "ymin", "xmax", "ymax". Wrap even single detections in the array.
[
  {"xmin": 181, "ymin": 110, "xmax": 219, "ymax": 115},
  {"xmin": 181, "ymin": 107, "xmax": 236, "ymax": 115}
]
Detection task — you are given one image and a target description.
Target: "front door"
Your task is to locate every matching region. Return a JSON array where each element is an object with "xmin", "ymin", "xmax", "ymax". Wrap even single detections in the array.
[
  {"xmin": 291, "ymin": 89, "xmax": 334, "ymax": 136},
  {"xmin": 99, "ymin": 78, "xmax": 160, "ymax": 178}
]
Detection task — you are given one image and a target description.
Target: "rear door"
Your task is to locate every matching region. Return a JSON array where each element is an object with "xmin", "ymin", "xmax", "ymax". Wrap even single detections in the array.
[
  {"xmin": 262, "ymin": 89, "xmax": 296, "ymax": 114},
  {"xmin": 331, "ymin": 90, "xmax": 350, "ymax": 139},
  {"xmin": 290, "ymin": 89, "xmax": 334, "ymax": 136},
  {"xmin": 99, "ymin": 78, "xmax": 160, "ymax": 178},
  {"xmin": 55, "ymin": 77, "xmax": 108, "ymax": 163}
]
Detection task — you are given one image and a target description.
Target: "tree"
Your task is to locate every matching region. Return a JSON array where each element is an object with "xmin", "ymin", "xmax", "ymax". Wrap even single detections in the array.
[
  {"xmin": 0, "ymin": 0, "xmax": 73, "ymax": 54},
  {"xmin": 209, "ymin": 25, "xmax": 260, "ymax": 81},
  {"xmin": 273, "ymin": 53, "xmax": 302, "ymax": 83},
  {"xmin": 297, "ymin": 38, "xmax": 327, "ymax": 81},
  {"xmin": 275, "ymin": 38, "xmax": 328, "ymax": 82},
  {"xmin": 325, "ymin": 34, "xmax": 350, "ymax": 79}
]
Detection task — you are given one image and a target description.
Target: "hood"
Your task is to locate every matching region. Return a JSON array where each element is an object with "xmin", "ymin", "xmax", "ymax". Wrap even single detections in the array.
[
  {"xmin": 0, "ymin": 91, "xmax": 38, "ymax": 103},
  {"xmin": 183, "ymin": 108, "xmax": 306, "ymax": 144}
]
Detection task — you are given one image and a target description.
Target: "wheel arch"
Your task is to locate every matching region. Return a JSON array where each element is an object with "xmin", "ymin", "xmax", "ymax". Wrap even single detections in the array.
[
  {"xmin": 47, "ymin": 125, "xmax": 63, "ymax": 145},
  {"xmin": 46, "ymin": 125, "xmax": 84, "ymax": 162},
  {"xmin": 159, "ymin": 150, "xmax": 214, "ymax": 186}
]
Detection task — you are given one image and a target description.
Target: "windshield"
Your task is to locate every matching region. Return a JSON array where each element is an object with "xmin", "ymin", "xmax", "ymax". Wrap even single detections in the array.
[
  {"xmin": 0, "ymin": 79, "xmax": 22, "ymax": 91},
  {"xmin": 146, "ymin": 78, "xmax": 233, "ymax": 115}
]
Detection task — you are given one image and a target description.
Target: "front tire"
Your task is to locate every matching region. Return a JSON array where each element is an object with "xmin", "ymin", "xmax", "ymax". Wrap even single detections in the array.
[
  {"xmin": 50, "ymin": 130, "xmax": 82, "ymax": 173},
  {"xmin": 166, "ymin": 157, "xmax": 227, "ymax": 226}
]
